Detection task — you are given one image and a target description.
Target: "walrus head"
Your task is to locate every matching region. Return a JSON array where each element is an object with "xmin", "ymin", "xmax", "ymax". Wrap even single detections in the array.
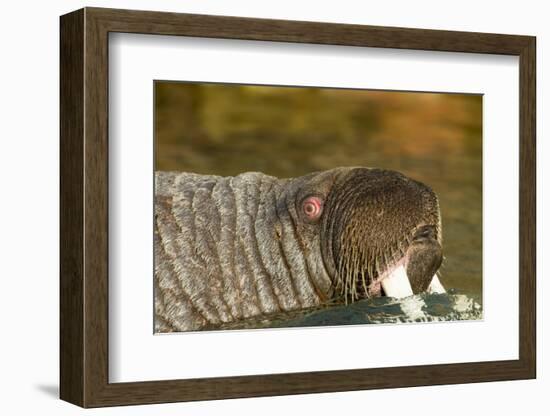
[{"xmin": 287, "ymin": 167, "xmax": 443, "ymax": 303}]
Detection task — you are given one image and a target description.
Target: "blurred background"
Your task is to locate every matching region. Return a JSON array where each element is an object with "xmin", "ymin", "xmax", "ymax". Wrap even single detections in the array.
[{"xmin": 155, "ymin": 82, "xmax": 482, "ymax": 299}]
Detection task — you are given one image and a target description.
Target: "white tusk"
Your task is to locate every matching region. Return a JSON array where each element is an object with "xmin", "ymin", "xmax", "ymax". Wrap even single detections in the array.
[
  {"xmin": 381, "ymin": 265, "xmax": 413, "ymax": 299},
  {"xmin": 427, "ymin": 274, "xmax": 446, "ymax": 294}
]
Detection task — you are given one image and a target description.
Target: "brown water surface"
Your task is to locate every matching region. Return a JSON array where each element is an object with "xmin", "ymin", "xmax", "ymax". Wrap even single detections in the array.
[{"xmin": 155, "ymin": 82, "xmax": 482, "ymax": 299}]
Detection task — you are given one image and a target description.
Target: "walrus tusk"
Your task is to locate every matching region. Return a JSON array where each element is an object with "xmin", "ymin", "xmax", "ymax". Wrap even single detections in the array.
[
  {"xmin": 381, "ymin": 269, "xmax": 445, "ymax": 299},
  {"xmin": 427, "ymin": 274, "xmax": 446, "ymax": 294},
  {"xmin": 381, "ymin": 265, "xmax": 414, "ymax": 299}
]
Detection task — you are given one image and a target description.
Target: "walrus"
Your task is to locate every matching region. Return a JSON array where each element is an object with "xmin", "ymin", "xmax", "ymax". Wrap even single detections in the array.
[{"xmin": 154, "ymin": 167, "xmax": 445, "ymax": 333}]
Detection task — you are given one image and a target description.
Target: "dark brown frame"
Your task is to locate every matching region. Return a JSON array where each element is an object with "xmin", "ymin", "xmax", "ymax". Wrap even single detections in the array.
[{"xmin": 60, "ymin": 7, "xmax": 536, "ymax": 408}]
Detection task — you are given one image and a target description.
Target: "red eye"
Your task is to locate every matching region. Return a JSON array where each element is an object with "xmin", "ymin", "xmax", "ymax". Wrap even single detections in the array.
[{"xmin": 302, "ymin": 196, "xmax": 323, "ymax": 220}]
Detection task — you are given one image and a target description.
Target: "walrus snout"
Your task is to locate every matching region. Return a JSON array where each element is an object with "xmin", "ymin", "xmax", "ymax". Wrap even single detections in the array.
[{"xmin": 320, "ymin": 167, "xmax": 444, "ymax": 302}]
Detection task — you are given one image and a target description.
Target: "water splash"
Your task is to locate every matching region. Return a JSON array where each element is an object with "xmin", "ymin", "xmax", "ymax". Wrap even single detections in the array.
[{"xmin": 274, "ymin": 291, "xmax": 482, "ymax": 328}]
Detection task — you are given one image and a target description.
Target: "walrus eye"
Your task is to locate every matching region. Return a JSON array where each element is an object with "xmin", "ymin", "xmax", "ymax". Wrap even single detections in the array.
[{"xmin": 302, "ymin": 196, "xmax": 323, "ymax": 221}]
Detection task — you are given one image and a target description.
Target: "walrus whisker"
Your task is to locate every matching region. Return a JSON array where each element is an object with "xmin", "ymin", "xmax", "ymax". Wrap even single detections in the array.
[
  {"xmin": 348, "ymin": 247, "xmax": 357, "ymax": 302},
  {"xmin": 345, "ymin": 272, "xmax": 350, "ymax": 304},
  {"xmin": 361, "ymin": 269, "xmax": 368, "ymax": 297},
  {"xmin": 352, "ymin": 248, "xmax": 360, "ymax": 300}
]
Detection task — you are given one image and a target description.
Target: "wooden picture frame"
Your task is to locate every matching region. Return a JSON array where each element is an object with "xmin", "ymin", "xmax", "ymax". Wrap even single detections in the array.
[{"xmin": 60, "ymin": 7, "xmax": 536, "ymax": 408}]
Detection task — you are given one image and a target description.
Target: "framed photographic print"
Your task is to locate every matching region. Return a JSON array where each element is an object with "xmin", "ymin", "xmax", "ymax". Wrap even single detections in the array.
[{"xmin": 60, "ymin": 7, "xmax": 536, "ymax": 408}]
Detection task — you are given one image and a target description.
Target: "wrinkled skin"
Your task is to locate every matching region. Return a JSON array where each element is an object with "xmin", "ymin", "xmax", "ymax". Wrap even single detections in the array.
[{"xmin": 154, "ymin": 167, "xmax": 442, "ymax": 332}]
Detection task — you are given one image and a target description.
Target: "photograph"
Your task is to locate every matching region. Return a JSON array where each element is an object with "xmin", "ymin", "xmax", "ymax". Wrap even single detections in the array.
[
  {"xmin": 54, "ymin": 5, "xmax": 537, "ymax": 409},
  {"xmin": 153, "ymin": 81, "xmax": 483, "ymax": 333}
]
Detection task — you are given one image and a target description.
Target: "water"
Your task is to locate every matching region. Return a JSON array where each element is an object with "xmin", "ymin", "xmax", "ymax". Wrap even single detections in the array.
[
  {"xmin": 155, "ymin": 82, "xmax": 483, "ymax": 328},
  {"xmin": 210, "ymin": 291, "xmax": 482, "ymax": 331},
  {"xmin": 274, "ymin": 292, "xmax": 483, "ymax": 328}
]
